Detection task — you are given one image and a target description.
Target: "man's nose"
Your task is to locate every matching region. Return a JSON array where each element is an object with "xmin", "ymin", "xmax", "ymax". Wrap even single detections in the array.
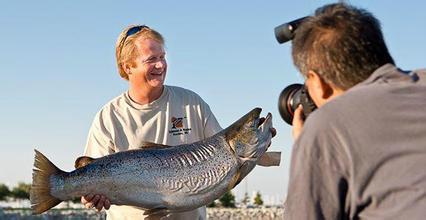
[{"xmin": 155, "ymin": 59, "xmax": 166, "ymax": 69}]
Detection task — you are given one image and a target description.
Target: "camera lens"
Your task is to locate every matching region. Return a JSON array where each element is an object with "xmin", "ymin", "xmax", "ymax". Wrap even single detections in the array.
[
  {"xmin": 278, "ymin": 83, "xmax": 318, "ymax": 125},
  {"xmin": 274, "ymin": 17, "xmax": 309, "ymax": 44},
  {"xmin": 278, "ymin": 84, "xmax": 303, "ymax": 125}
]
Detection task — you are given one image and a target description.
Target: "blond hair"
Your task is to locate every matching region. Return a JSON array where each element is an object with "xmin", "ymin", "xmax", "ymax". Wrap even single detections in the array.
[{"xmin": 115, "ymin": 25, "xmax": 165, "ymax": 80}]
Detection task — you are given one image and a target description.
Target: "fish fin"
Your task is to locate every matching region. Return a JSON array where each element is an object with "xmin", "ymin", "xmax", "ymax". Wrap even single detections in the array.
[
  {"xmin": 74, "ymin": 156, "xmax": 96, "ymax": 169},
  {"xmin": 228, "ymin": 168, "xmax": 243, "ymax": 190},
  {"xmin": 256, "ymin": 152, "xmax": 281, "ymax": 167},
  {"xmin": 228, "ymin": 161, "xmax": 254, "ymax": 190},
  {"xmin": 139, "ymin": 142, "xmax": 172, "ymax": 149},
  {"xmin": 143, "ymin": 207, "xmax": 169, "ymax": 219},
  {"xmin": 229, "ymin": 160, "xmax": 257, "ymax": 190},
  {"xmin": 30, "ymin": 149, "xmax": 65, "ymax": 214}
]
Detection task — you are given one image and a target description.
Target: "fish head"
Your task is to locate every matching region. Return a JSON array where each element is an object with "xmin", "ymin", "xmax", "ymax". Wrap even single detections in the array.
[{"xmin": 224, "ymin": 107, "xmax": 273, "ymax": 162}]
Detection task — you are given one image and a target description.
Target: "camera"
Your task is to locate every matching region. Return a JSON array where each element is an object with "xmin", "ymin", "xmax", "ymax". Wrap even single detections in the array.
[
  {"xmin": 274, "ymin": 16, "xmax": 309, "ymax": 44},
  {"xmin": 278, "ymin": 84, "xmax": 317, "ymax": 125},
  {"xmin": 274, "ymin": 17, "xmax": 317, "ymax": 124}
]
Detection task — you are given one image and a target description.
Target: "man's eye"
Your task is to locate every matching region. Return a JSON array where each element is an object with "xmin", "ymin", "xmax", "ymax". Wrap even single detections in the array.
[{"xmin": 146, "ymin": 58, "xmax": 156, "ymax": 63}]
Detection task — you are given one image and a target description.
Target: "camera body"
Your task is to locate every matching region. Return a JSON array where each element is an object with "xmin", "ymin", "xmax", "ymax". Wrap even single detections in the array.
[
  {"xmin": 275, "ymin": 17, "xmax": 318, "ymax": 125},
  {"xmin": 278, "ymin": 84, "xmax": 317, "ymax": 125}
]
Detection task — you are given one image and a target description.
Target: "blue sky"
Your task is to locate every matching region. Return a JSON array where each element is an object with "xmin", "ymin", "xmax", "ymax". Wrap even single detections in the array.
[{"xmin": 1, "ymin": 0, "xmax": 425, "ymax": 204}]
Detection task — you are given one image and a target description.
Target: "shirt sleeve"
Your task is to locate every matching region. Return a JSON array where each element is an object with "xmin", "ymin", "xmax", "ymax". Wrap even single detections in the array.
[
  {"xmin": 200, "ymin": 101, "xmax": 222, "ymax": 138},
  {"xmin": 284, "ymin": 120, "xmax": 350, "ymax": 219},
  {"xmin": 84, "ymin": 111, "xmax": 115, "ymax": 158}
]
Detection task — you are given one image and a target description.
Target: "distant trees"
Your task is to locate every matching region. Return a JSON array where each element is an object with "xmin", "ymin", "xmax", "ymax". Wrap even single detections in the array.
[
  {"xmin": 219, "ymin": 191, "xmax": 236, "ymax": 208},
  {"xmin": 207, "ymin": 190, "xmax": 236, "ymax": 208},
  {"xmin": 11, "ymin": 182, "xmax": 31, "ymax": 199},
  {"xmin": 0, "ymin": 182, "xmax": 31, "ymax": 200},
  {"xmin": 241, "ymin": 192, "xmax": 249, "ymax": 206},
  {"xmin": 211, "ymin": 190, "xmax": 265, "ymax": 208},
  {"xmin": 0, "ymin": 183, "xmax": 11, "ymax": 200},
  {"xmin": 253, "ymin": 191, "xmax": 263, "ymax": 206}
]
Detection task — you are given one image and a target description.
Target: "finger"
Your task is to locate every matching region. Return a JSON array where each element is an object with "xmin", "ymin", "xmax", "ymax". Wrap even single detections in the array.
[
  {"xmin": 81, "ymin": 194, "xmax": 94, "ymax": 204},
  {"xmin": 292, "ymin": 105, "xmax": 305, "ymax": 140},
  {"xmin": 91, "ymin": 195, "xmax": 101, "ymax": 207},
  {"xmin": 270, "ymin": 127, "xmax": 277, "ymax": 137},
  {"xmin": 84, "ymin": 194, "xmax": 95, "ymax": 202},
  {"xmin": 104, "ymin": 199, "xmax": 111, "ymax": 210},
  {"xmin": 292, "ymin": 105, "xmax": 304, "ymax": 127},
  {"xmin": 85, "ymin": 195, "xmax": 100, "ymax": 209},
  {"xmin": 96, "ymin": 195, "xmax": 106, "ymax": 212},
  {"xmin": 85, "ymin": 202, "xmax": 94, "ymax": 209}
]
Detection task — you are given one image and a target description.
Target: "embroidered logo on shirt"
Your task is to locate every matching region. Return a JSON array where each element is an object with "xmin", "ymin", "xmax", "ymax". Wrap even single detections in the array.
[
  {"xmin": 169, "ymin": 116, "xmax": 192, "ymax": 136},
  {"xmin": 171, "ymin": 117, "xmax": 183, "ymax": 129}
]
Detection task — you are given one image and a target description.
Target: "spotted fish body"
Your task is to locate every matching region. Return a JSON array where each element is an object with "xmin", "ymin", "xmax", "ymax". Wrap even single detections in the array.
[{"xmin": 30, "ymin": 108, "xmax": 275, "ymax": 215}]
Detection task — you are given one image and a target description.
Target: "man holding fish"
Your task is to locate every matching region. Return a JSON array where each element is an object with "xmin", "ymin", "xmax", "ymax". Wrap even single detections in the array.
[
  {"xmin": 78, "ymin": 25, "xmax": 277, "ymax": 219},
  {"xmin": 80, "ymin": 25, "xmax": 222, "ymax": 219}
]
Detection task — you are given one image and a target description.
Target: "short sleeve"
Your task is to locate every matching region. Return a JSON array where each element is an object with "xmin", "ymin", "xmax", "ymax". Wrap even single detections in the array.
[
  {"xmin": 84, "ymin": 111, "xmax": 115, "ymax": 158},
  {"xmin": 200, "ymin": 100, "xmax": 222, "ymax": 138}
]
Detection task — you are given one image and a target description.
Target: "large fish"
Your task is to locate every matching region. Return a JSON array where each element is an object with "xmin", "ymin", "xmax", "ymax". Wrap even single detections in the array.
[{"xmin": 30, "ymin": 108, "xmax": 279, "ymax": 216}]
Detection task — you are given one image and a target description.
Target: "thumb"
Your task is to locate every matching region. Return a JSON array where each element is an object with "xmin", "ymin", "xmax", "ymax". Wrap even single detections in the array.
[{"xmin": 292, "ymin": 105, "xmax": 305, "ymax": 140}]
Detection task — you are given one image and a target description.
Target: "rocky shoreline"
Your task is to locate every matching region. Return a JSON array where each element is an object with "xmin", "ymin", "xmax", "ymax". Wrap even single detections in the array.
[
  {"xmin": 1, "ymin": 207, "xmax": 284, "ymax": 219},
  {"xmin": 208, "ymin": 207, "xmax": 284, "ymax": 220}
]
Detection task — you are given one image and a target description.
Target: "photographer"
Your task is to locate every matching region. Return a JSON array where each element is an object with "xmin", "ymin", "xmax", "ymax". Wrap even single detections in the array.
[{"xmin": 284, "ymin": 3, "xmax": 426, "ymax": 219}]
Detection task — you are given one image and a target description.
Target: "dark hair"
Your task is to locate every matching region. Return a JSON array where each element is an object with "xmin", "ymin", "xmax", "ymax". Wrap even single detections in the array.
[{"xmin": 292, "ymin": 3, "xmax": 394, "ymax": 90}]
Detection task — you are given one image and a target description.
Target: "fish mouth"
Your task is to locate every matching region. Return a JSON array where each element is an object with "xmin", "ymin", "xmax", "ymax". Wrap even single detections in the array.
[
  {"xmin": 250, "ymin": 107, "xmax": 272, "ymax": 133},
  {"xmin": 240, "ymin": 109, "xmax": 273, "ymax": 159},
  {"xmin": 256, "ymin": 112, "xmax": 272, "ymax": 128},
  {"xmin": 224, "ymin": 107, "xmax": 272, "ymax": 145},
  {"xmin": 257, "ymin": 112, "xmax": 273, "ymax": 143},
  {"xmin": 244, "ymin": 107, "xmax": 272, "ymax": 132}
]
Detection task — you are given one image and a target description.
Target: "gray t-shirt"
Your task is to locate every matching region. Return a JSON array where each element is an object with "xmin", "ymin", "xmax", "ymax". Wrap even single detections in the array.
[{"xmin": 285, "ymin": 64, "xmax": 426, "ymax": 219}]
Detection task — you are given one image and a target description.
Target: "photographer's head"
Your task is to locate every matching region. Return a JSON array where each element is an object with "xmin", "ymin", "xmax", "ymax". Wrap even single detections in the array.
[{"xmin": 292, "ymin": 3, "xmax": 394, "ymax": 107}]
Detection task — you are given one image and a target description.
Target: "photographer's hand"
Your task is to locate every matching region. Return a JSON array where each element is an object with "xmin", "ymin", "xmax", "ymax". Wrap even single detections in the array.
[{"xmin": 292, "ymin": 105, "xmax": 304, "ymax": 140}]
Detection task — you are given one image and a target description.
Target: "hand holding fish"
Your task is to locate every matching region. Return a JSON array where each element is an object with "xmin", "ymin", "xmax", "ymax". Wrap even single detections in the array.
[{"xmin": 81, "ymin": 194, "xmax": 110, "ymax": 212}]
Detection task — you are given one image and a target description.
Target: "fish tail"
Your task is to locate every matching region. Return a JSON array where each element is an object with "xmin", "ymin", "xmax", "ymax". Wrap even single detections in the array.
[{"xmin": 30, "ymin": 149, "xmax": 65, "ymax": 214}]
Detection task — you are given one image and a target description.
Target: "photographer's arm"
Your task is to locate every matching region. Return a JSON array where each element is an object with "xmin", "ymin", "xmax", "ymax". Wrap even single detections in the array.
[
  {"xmin": 286, "ymin": 114, "xmax": 350, "ymax": 219},
  {"xmin": 285, "ymin": 135, "xmax": 348, "ymax": 219}
]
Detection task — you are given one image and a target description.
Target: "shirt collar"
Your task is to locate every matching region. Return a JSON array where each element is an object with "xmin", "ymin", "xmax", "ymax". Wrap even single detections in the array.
[
  {"xmin": 125, "ymin": 86, "xmax": 168, "ymax": 110},
  {"xmin": 359, "ymin": 63, "xmax": 418, "ymax": 86}
]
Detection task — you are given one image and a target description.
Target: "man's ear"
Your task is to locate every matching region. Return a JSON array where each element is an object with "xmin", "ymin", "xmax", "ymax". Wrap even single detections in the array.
[
  {"xmin": 122, "ymin": 63, "xmax": 131, "ymax": 75},
  {"xmin": 307, "ymin": 70, "xmax": 333, "ymax": 99}
]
